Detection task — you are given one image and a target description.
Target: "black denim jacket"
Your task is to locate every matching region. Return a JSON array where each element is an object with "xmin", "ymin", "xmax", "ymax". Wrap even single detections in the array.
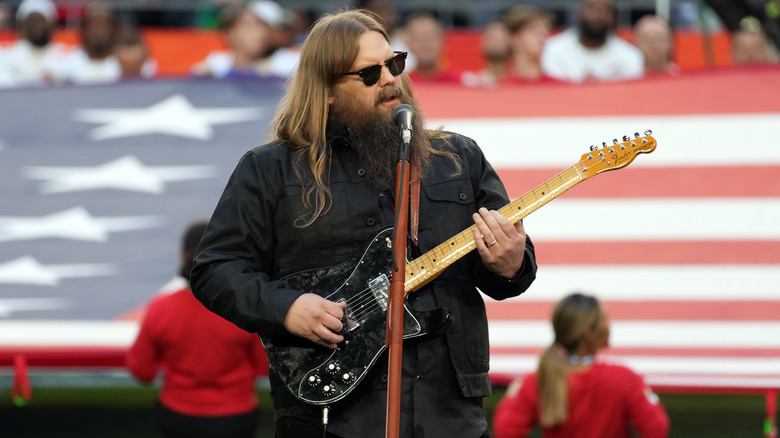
[{"xmin": 192, "ymin": 131, "xmax": 537, "ymax": 401}]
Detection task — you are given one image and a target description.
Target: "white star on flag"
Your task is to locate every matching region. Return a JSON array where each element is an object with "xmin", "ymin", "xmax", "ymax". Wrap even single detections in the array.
[
  {"xmin": 0, "ymin": 256, "xmax": 115, "ymax": 286},
  {"xmin": 73, "ymin": 94, "xmax": 264, "ymax": 141},
  {"xmin": 24, "ymin": 155, "xmax": 217, "ymax": 194},
  {"xmin": 0, "ymin": 298, "xmax": 69, "ymax": 317},
  {"xmin": 0, "ymin": 207, "xmax": 162, "ymax": 242}
]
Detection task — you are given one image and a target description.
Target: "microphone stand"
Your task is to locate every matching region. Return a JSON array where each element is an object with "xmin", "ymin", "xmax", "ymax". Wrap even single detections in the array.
[{"xmin": 385, "ymin": 118, "xmax": 411, "ymax": 438}]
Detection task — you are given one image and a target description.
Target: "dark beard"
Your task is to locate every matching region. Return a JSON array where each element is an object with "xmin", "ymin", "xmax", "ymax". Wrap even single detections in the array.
[
  {"xmin": 579, "ymin": 21, "xmax": 609, "ymax": 44},
  {"xmin": 328, "ymin": 112, "xmax": 400, "ymax": 190},
  {"xmin": 28, "ymin": 31, "xmax": 51, "ymax": 48},
  {"xmin": 329, "ymin": 84, "xmax": 428, "ymax": 190}
]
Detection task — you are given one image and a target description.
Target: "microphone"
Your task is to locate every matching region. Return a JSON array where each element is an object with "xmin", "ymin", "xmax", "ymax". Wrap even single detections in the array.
[{"xmin": 392, "ymin": 104, "xmax": 415, "ymax": 145}]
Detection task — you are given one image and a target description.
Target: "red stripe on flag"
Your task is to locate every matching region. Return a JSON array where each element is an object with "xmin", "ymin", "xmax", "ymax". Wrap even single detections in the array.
[
  {"xmin": 536, "ymin": 240, "xmax": 780, "ymax": 264},
  {"xmin": 487, "ymin": 300, "xmax": 780, "ymax": 321},
  {"xmin": 496, "ymin": 166, "xmax": 780, "ymax": 199},
  {"xmin": 416, "ymin": 67, "xmax": 780, "ymax": 118}
]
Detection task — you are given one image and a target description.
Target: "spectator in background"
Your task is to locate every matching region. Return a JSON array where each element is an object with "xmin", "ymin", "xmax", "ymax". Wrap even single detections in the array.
[
  {"xmin": 115, "ymin": 27, "xmax": 157, "ymax": 79},
  {"xmin": 59, "ymin": 2, "xmax": 121, "ymax": 85},
  {"xmin": 634, "ymin": 15, "xmax": 679, "ymax": 76},
  {"xmin": 191, "ymin": 1, "xmax": 296, "ymax": 79},
  {"xmin": 358, "ymin": 0, "xmax": 417, "ymax": 70},
  {"xmin": 731, "ymin": 16, "xmax": 772, "ymax": 66},
  {"xmin": 251, "ymin": 0, "xmax": 300, "ymax": 77},
  {"xmin": 127, "ymin": 220, "xmax": 268, "ymax": 438},
  {"xmin": 492, "ymin": 292, "xmax": 669, "ymax": 438},
  {"xmin": 461, "ymin": 19, "xmax": 511, "ymax": 87},
  {"xmin": 0, "ymin": 0, "xmax": 70, "ymax": 88},
  {"xmin": 405, "ymin": 11, "xmax": 460, "ymax": 83},
  {"xmin": 0, "ymin": 3, "xmax": 10, "ymax": 32},
  {"xmin": 541, "ymin": 0, "xmax": 644, "ymax": 83},
  {"xmin": 504, "ymin": 5, "xmax": 555, "ymax": 83}
]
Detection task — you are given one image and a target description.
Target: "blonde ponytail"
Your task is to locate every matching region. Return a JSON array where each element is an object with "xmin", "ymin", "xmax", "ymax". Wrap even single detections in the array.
[
  {"xmin": 537, "ymin": 293, "xmax": 605, "ymax": 427},
  {"xmin": 537, "ymin": 344, "xmax": 570, "ymax": 427}
]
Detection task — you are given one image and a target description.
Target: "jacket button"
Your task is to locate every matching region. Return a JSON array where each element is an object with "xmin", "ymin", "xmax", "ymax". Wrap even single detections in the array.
[
  {"xmin": 367, "ymin": 218, "xmax": 376, "ymax": 226},
  {"xmin": 357, "ymin": 168, "xmax": 366, "ymax": 176},
  {"xmin": 459, "ymin": 193, "xmax": 467, "ymax": 200},
  {"xmin": 381, "ymin": 374, "xmax": 388, "ymax": 383}
]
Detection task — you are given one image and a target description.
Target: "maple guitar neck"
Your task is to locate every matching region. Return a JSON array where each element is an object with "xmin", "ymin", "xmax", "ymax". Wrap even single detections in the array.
[{"xmin": 403, "ymin": 132, "xmax": 658, "ymax": 294}]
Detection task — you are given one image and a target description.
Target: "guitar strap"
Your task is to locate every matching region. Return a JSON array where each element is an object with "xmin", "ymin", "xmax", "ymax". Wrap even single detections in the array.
[{"xmin": 410, "ymin": 160, "xmax": 420, "ymax": 247}]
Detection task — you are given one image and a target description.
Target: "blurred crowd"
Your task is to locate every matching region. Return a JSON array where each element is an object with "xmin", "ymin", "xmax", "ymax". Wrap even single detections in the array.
[{"xmin": 0, "ymin": 0, "xmax": 778, "ymax": 90}]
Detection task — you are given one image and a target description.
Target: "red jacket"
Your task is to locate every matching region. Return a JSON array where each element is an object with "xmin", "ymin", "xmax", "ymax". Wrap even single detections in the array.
[
  {"xmin": 127, "ymin": 287, "xmax": 268, "ymax": 417},
  {"xmin": 493, "ymin": 362, "xmax": 669, "ymax": 438}
]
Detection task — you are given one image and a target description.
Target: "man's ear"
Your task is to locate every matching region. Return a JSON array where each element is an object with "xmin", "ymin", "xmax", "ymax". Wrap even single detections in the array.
[{"xmin": 327, "ymin": 88, "xmax": 335, "ymax": 105}]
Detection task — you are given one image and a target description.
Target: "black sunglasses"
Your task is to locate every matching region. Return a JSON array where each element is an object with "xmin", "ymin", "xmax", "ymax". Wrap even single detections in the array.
[{"xmin": 343, "ymin": 51, "xmax": 407, "ymax": 86}]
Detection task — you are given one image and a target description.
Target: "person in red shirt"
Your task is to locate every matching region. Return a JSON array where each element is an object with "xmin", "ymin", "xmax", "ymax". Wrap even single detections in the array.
[
  {"xmin": 127, "ymin": 220, "xmax": 268, "ymax": 438},
  {"xmin": 492, "ymin": 293, "xmax": 669, "ymax": 438}
]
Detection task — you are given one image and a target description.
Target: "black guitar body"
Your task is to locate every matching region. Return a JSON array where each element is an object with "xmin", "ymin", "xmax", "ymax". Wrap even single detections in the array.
[{"xmin": 260, "ymin": 227, "xmax": 453, "ymax": 405}]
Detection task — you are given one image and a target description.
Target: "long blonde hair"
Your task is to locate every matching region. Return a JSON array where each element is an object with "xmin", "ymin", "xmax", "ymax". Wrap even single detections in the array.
[
  {"xmin": 272, "ymin": 10, "xmax": 389, "ymax": 227},
  {"xmin": 537, "ymin": 293, "xmax": 606, "ymax": 427}
]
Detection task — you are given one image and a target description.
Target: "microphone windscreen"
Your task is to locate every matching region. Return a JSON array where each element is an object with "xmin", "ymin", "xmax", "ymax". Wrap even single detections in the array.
[{"xmin": 392, "ymin": 104, "xmax": 415, "ymax": 127}]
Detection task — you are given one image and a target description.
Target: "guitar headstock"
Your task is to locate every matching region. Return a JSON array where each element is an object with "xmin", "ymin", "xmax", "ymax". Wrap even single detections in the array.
[{"xmin": 575, "ymin": 130, "xmax": 657, "ymax": 179}]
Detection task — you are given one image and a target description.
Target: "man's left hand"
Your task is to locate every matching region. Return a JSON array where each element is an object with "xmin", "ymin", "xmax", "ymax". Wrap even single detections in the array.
[{"xmin": 471, "ymin": 207, "xmax": 526, "ymax": 279}]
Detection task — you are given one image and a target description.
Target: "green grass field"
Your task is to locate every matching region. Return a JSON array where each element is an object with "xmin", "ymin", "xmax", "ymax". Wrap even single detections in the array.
[{"xmin": 0, "ymin": 384, "xmax": 774, "ymax": 437}]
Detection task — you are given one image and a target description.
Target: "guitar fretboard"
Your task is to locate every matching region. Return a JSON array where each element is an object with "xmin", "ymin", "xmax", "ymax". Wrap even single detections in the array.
[{"xmin": 404, "ymin": 166, "xmax": 584, "ymax": 293}]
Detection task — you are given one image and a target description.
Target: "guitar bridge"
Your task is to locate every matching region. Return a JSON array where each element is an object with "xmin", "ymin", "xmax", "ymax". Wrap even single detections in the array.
[{"xmin": 368, "ymin": 274, "xmax": 390, "ymax": 311}]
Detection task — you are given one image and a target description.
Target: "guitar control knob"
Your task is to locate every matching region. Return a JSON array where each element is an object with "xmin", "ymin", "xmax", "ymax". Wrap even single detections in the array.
[
  {"xmin": 322, "ymin": 384, "xmax": 337, "ymax": 397},
  {"xmin": 307, "ymin": 374, "xmax": 321, "ymax": 387},
  {"xmin": 326, "ymin": 362, "xmax": 341, "ymax": 375},
  {"xmin": 341, "ymin": 371, "xmax": 356, "ymax": 385}
]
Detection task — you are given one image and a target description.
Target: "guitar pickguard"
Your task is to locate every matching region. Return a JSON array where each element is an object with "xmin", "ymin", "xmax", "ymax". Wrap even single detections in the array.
[{"xmin": 261, "ymin": 228, "xmax": 441, "ymax": 405}]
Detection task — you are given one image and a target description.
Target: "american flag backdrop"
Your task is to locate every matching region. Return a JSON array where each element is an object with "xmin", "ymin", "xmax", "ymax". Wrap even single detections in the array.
[
  {"xmin": 0, "ymin": 78, "xmax": 284, "ymax": 350},
  {"xmin": 416, "ymin": 67, "xmax": 780, "ymax": 392},
  {"xmin": 1, "ymin": 68, "xmax": 780, "ymax": 395}
]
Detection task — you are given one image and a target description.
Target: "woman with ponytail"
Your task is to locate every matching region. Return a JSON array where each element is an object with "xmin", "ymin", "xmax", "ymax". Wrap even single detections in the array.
[{"xmin": 493, "ymin": 293, "xmax": 669, "ymax": 438}]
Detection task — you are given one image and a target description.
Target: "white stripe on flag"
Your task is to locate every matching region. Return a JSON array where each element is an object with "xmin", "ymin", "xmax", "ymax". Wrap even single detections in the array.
[
  {"xmin": 522, "ymin": 198, "xmax": 780, "ymax": 241},
  {"xmin": 0, "ymin": 321, "xmax": 138, "ymax": 346},
  {"xmin": 501, "ymin": 265, "xmax": 780, "ymax": 301},
  {"xmin": 429, "ymin": 113, "xmax": 780, "ymax": 167}
]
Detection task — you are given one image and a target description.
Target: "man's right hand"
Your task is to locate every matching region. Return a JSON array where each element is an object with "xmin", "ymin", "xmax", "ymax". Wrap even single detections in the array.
[{"xmin": 283, "ymin": 293, "xmax": 346, "ymax": 349}]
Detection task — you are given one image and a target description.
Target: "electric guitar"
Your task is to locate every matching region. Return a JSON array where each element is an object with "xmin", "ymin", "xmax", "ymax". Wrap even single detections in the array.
[{"xmin": 260, "ymin": 131, "xmax": 658, "ymax": 405}]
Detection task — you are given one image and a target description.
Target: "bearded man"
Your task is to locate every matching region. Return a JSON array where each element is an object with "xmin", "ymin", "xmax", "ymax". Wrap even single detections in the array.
[
  {"xmin": 0, "ymin": 0, "xmax": 70, "ymax": 88},
  {"xmin": 192, "ymin": 9, "xmax": 537, "ymax": 438},
  {"xmin": 540, "ymin": 0, "xmax": 644, "ymax": 83}
]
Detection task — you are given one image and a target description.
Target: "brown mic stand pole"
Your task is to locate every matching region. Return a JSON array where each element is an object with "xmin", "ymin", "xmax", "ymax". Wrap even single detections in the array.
[{"xmin": 385, "ymin": 104, "xmax": 414, "ymax": 438}]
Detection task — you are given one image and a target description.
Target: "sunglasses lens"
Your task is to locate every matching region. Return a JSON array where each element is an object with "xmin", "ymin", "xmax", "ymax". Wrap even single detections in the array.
[
  {"xmin": 388, "ymin": 53, "xmax": 406, "ymax": 76},
  {"xmin": 361, "ymin": 65, "xmax": 382, "ymax": 86}
]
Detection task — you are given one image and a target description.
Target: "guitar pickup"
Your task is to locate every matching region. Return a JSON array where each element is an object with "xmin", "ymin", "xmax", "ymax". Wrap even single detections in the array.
[{"xmin": 368, "ymin": 274, "xmax": 390, "ymax": 311}]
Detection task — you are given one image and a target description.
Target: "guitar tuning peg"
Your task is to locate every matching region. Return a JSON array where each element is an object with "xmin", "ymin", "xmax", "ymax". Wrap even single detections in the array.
[
  {"xmin": 612, "ymin": 138, "xmax": 619, "ymax": 145},
  {"xmin": 590, "ymin": 145, "xmax": 598, "ymax": 151},
  {"xmin": 622, "ymin": 135, "xmax": 630, "ymax": 142},
  {"xmin": 602, "ymin": 141, "xmax": 608, "ymax": 148},
  {"xmin": 644, "ymin": 129, "xmax": 653, "ymax": 136},
  {"xmin": 634, "ymin": 132, "xmax": 640, "ymax": 138}
]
